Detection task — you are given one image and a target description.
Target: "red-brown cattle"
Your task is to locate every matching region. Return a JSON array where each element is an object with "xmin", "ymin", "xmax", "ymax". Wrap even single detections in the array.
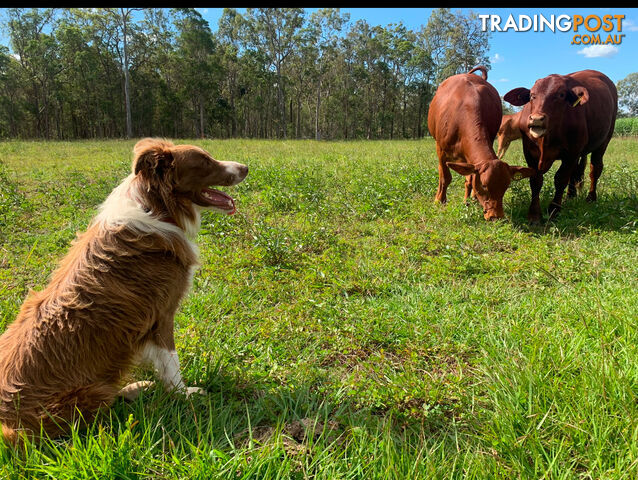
[
  {"xmin": 428, "ymin": 66, "xmax": 535, "ymax": 220},
  {"xmin": 504, "ymin": 69, "xmax": 617, "ymax": 222},
  {"xmin": 496, "ymin": 111, "xmax": 523, "ymax": 159}
]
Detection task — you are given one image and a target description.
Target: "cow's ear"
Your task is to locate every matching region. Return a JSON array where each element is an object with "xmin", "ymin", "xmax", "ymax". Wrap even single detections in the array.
[
  {"xmin": 509, "ymin": 165, "xmax": 536, "ymax": 181},
  {"xmin": 568, "ymin": 86, "xmax": 589, "ymax": 107},
  {"xmin": 504, "ymin": 88, "xmax": 530, "ymax": 106},
  {"xmin": 447, "ymin": 162, "xmax": 478, "ymax": 176}
]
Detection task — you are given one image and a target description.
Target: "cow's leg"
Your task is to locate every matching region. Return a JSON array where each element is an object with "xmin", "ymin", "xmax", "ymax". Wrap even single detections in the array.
[
  {"xmin": 435, "ymin": 143, "xmax": 452, "ymax": 204},
  {"xmin": 523, "ymin": 147, "xmax": 543, "ymax": 223},
  {"xmin": 548, "ymin": 158, "xmax": 577, "ymax": 219},
  {"xmin": 528, "ymin": 173, "xmax": 544, "ymax": 223},
  {"xmin": 587, "ymin": 146, "xmax": 606, "ymax": 202},
  {"xmin": 464, "ymin": 175, "xmax": 473, "ymax": 203},
  {"xmin": 568, "ymin": 154, "xmax": 587, "ymax": 198},
  {"xmin": 498, "ymin": 138, "xmax": 510, "ymax": 159}
]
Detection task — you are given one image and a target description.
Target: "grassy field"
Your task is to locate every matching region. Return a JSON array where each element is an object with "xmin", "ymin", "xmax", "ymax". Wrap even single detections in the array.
[{"xmin": 0, "ymin": 138, "xmax": 637, "ymax": 479}]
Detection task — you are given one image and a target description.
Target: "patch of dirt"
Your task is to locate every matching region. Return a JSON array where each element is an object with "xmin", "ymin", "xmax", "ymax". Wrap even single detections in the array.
[{"xmin": 235, "ymin": 417, "xmax": 342, "ymax": 456}]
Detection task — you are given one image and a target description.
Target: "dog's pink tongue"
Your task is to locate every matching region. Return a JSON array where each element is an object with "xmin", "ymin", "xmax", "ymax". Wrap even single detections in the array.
[{"xmin": 203, "ymin": 188, "xmax": 236, "ymax": 214}]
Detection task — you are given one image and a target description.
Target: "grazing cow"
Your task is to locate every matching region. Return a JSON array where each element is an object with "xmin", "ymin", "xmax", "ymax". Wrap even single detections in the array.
[
  {"xmin": 504, "ymin": 69, "xmax": 618, "ymax": 222},
  {"xmin": 428, "ymin": 66, "xmax": 535, "ymax": 220},
  {"xmin": 496, "ymin": 111, "xmax": 523, "ymax": 159}
]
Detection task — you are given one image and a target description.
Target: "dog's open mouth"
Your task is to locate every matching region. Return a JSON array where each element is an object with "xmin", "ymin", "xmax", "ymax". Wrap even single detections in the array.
[{"xmin": 200, "ymin": 187, "xmax": 236, "ymax": 215}]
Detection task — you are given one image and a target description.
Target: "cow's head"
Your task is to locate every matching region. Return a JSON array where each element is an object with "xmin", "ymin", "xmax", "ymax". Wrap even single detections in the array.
[
  {"xmin": 446, "ymin": 160, "xmax": 535, "ymax": 220},
  {"xmin": 504, "ymin": 75, "xmax": 589, "ymax": 140}
]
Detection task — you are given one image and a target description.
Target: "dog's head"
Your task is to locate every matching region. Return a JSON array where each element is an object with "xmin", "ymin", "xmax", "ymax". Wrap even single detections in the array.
[
  {"xmin": 131, "ymin": 138, "xmax": 248, "ymax": 226},
  {"xmin": 132, "ymin": 138, "xmax": 248, "ymax": 234}
]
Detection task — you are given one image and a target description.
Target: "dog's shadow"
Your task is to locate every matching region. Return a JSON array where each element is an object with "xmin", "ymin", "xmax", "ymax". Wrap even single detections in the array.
[{"xmin": 5, "ymin": 364, "xmax": 468, "ymax": 467}]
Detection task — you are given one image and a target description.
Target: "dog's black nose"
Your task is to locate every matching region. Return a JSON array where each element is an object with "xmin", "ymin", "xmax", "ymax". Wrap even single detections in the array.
[{"xmin": 239, "ymin": 164, "xmax": 249, "ymax": 178}]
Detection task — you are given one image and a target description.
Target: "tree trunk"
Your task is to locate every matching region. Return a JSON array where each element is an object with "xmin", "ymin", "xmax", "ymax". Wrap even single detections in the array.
[
  {"xmin": 315, "ymin": 81, "xmax": 321, "ymax": 141},
  {"xmin": 276, "ymin": 65, "xmax": 286, "ymax": 139},
  {"xmin": 122, "ymin": 9, "xmax": 133, "ymax": 139},
  {"xmin": 296, "ymin": 94, "xmax": 301, "ymax": 139},
  {"xmin": 402, "ymin": 89, "xmax": 407, "ymax": 139},
  {"xmin": 417, "ymin": 87, "xmax": 423, "ymax": 138},
  {"xmin": 199, "ymin": 98, "xmax": 205, "ymax": 138}
]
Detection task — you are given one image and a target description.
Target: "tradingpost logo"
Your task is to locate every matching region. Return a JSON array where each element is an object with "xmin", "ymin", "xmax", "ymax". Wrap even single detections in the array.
[{"xmin": 479, "ymin": 14, "xmax": 626, "ymax": 46}]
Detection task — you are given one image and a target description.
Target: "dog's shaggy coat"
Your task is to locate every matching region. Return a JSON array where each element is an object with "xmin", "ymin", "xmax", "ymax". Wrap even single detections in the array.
[{"xmin": 0, "ymin": 138, "xmax": 247, "ymax": 443}]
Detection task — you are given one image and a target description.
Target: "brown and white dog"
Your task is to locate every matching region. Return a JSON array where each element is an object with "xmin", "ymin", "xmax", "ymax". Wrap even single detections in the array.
[{"xmin": 0, "ymin": 138, "xmax": 248, "ymax": 444}]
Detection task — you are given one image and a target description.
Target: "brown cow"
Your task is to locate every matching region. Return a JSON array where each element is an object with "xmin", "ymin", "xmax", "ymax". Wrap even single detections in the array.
[
  {"xmin": 504, "ymin": 69, "xmax": 617, "ymax": 222},
  {"xmin": 496, "ymin": 111, "xmax": 523, "ymax": 159},
  {"xmin": 428, "ymin": 66, "xmax": 535, "ymax": 220}
]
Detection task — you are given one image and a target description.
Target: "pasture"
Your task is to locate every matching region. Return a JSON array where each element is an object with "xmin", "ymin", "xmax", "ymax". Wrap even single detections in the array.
[{"xmin": 0, "ymin": 138, "xmax": 637, "ymax": 478}]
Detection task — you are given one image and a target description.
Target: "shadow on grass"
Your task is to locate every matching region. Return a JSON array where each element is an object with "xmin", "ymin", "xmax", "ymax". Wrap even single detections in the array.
[
  {"xmin": 115, "ymin": 363, "xmax": 467, "ymax": 448},
  {"xmin": 507, "ymin": 190, "xmax": 638, "ymax": 237},
  {"xmin": 0, "ymin": 363, "xmax": 476, "ymax": 473}
]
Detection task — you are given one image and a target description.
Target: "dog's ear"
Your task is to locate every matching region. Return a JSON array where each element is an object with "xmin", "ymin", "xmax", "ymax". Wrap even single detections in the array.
[{"xmin": 132, "ymin": 138, "xmax": 175, "ymax": 178}]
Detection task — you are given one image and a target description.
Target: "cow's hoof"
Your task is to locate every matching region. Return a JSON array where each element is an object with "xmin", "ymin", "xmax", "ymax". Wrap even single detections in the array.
[
  {"xmin": 528, "ymin": 214, "xmax": 543, "ymax": 225},
  {"xmin": 547, "ymin": 203, "xmax": 561, "ymax": 219},
  {"xmin": 586, "ymin": 192, "xmax": 597, "ymax": 202}
]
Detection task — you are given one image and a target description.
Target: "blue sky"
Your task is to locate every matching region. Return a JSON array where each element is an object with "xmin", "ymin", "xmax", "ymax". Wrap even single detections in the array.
[{"xmin": 1, "ymin": 8, "xmax": 636, "ymax": 98}]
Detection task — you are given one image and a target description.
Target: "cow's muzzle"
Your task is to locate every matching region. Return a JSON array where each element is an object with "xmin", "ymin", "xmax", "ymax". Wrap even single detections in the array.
[
  {"xmin": 528, "ymin": 114, "xmax": 547, "ymax": 139},
  {"xmin": 483, "ymin": 203, "xmax": 505, "ymax": 221}
]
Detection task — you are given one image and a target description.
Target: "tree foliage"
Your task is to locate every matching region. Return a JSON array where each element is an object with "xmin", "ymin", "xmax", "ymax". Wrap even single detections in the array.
[
  {"xmin": 617, "ymin": 72, "xmax": 638, "ymax": 117},
  {"xmin": 0, "ymin": 7, "xmax": 491, "ymax": 140}
]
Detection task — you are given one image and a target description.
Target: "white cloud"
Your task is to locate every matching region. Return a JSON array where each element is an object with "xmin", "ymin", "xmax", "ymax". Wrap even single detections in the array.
[
  {"xmin": 491, "ymin": 53, "xmax": 504, "ymax": 63},
  {"xmin": 577, "ymin": 45, "xmax": 619, "ymax": 58},
  {"xmin": 498, "ymin": 78, "xmax": 509, "ymax": 82},
  {"xmin": 624, "ymin": 19, "xmax": 638, "ymax": 31}
]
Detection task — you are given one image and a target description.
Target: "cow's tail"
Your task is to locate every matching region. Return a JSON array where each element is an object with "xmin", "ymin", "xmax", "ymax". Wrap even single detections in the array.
[{"xmin": 468, "ymin": 66, "xmax": 488, "ymax": 80}]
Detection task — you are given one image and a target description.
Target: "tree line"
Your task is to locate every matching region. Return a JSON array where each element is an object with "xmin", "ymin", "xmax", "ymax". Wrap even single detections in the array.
[{"xmin": 0, "ymin": 8, "xmax": 491, "ymax": 140}]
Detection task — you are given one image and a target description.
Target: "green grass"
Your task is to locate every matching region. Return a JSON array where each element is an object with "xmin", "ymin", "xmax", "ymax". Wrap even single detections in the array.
[{"xmin": 1, "ymin": 138, "xmax": 637, "ymax": 479}]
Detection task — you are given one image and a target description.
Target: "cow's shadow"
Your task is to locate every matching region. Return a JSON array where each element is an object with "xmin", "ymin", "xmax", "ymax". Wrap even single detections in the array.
[
  {"xmin": 497, "ymin": 142, "xmax": 638, "ymax": 235},
  {"xmin": 506, "ymin": 187, "xmax": 638, "ymax": 236}
]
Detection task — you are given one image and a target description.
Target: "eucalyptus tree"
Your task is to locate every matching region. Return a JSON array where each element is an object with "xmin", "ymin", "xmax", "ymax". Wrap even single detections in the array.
[
  {"xmin": 169, "ymin": 8, "xmax": 220, "ymax": 138},
  {"xmin": 243, "ymin": 8, "xmax": 305, "ymax": 139},
  {"xmin": 424, "ymin": 8, "xmax": 490, "ymax": 84},
  {"xmin": 97, "ymin": 8, "xmax": 143, "ymax": 138},
  {"xmin": 0, "ymin": 46, "xmax": 25, "ymax": 138},
  {"xmin": 306, "ymin": 8, "xmax": 349, "ymax": 140},
  {"xmin": 408, "ymin": 27, "xmax": 435, "ymax": 137},
  {"xmin": 217, "ymin": 8, "xmax": 246, "ymax": 137},
  {"xmin": 6, "ymin": 8, "xmax": 61, "ymax": 138},
  {"xmin": 617, "ymin": 72, "xmax": 638, "ymax": 116}
]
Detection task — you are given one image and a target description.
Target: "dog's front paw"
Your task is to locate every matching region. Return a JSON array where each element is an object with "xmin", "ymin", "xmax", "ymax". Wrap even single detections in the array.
[
  {"xmin": 184, "ymin": 386, "xmax": 207, "ymax": 397},
  {"xmin": 119, "ymin": 380, "xmax": 156, "ymax": 401}
]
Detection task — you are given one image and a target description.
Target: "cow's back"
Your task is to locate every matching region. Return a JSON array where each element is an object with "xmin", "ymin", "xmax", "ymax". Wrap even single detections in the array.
[{"xmin": 428, "ymin": 73, "xmax": 502, "ymax": 150}]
